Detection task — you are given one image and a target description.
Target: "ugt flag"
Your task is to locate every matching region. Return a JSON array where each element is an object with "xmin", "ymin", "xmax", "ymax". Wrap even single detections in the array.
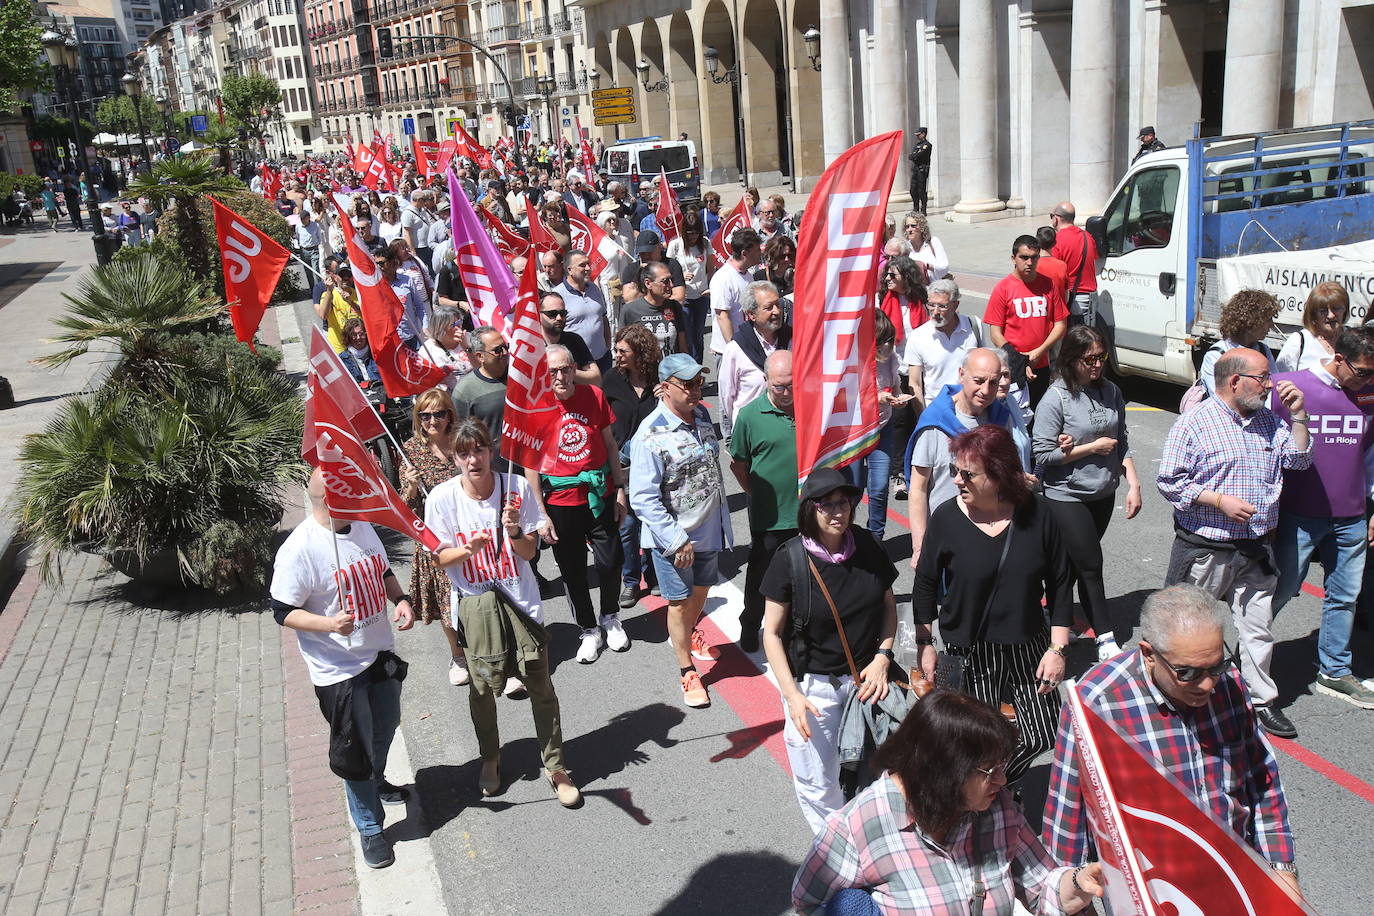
[
  {"xmin": 501, "ymin": 255, "xmax": 559, "ymax": 469},
  {"xmin": 302, "ymin": 326, "xmax": 389, "ymax": 466},
  {"xmin": 710, "ymin": 195, "xmax": 752, "ymax": 268},
  {"xmin": 564, "ymin": 204, "xmax": 622, "ymax": 281},
  {"xmin": 309, "ymin": 371, "xmax": 441, "ymax": 551},
  {"xmin": 1065, "ymin": 686, "xmax": 1315, "ymax": 915},
  {"xmin": 655, "ymin": 167, "xmax": 683, "ymax": 247},
  {"xmin": 210, "ymin": 198, "xmax": 290, "ymax": 349},
  {"xmin": 791, "ymin": 131, "xmax": 902, "ymax": 482}
]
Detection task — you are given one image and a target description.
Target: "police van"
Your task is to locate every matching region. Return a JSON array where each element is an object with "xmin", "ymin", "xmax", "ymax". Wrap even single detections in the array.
[{"xmin": 600, "ymin": 136, "xmax": 702, "ymax": 203}]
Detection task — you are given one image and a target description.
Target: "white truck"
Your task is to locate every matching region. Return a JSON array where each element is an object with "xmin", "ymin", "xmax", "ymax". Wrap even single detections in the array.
[{"xmin": 1085, "ymin": 120, "xmax": 1374, "ymax": 386}]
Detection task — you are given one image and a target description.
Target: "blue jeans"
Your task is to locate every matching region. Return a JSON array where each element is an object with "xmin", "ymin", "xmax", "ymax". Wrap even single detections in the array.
[
  {"xmin": 649, "ymin": 548, "xmax": 720, "ymax": 602},
  {"xmin": 1274, "ymin": 512, "xmax": 1367, "ymax": 679},
  {"xmin": 845, "ymin": 422, "xmax": 896, "ymax": 536},
  {"xmin": 682, "ymin": 295, "xmax": 709, "ymax": 362},
  {"xmin": 342, "ymin": 674, "xmax": 403, "ymax": 837},
  {"xmin": 619, "ymin": 508, "xmax": 656, "ymax": 589}
]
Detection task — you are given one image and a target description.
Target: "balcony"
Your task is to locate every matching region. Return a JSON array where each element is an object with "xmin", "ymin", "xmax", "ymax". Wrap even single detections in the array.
[
  {"xmin": 370, "ymin": 0, "xmax": 443, "ymax": 24},
  {"xmin": 254, "ymin": 16, "xmax": 268, "ymax": 29},
  {"xmin": 485, "ymin": 23, "xmax": 520, "ymax": 45},
  {"xmin": 521, "ymin": 12, "xmax": 578, "ymax": 43}
]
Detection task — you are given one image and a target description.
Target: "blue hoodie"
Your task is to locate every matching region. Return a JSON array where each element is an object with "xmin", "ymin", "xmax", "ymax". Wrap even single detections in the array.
[{"xmin": 904, "ymin": 384, "xmax": 1030, "ymax": 478}]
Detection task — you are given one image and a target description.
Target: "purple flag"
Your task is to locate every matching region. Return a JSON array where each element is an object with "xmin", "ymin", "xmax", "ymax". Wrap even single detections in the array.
[{"xmin": 448, "ymin": 169, "xmax": 518, "ymax": 336}]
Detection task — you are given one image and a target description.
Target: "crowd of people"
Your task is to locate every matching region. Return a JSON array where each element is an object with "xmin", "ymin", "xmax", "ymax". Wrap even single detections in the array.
[{"xmin": 266, "ymin": 143, "xmax": 1355, "ymax": 912}]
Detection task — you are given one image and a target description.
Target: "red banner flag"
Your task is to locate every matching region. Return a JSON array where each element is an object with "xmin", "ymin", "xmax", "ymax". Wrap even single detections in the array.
[
  {"xmin": 310, "ymin": 372, "xmax": 442, "ymax": 550},
  {"xmin": 345, "ymin": 141, "xmax": 356, "ymax": 163},
  {"xmin": 359, "ymin": 139, "xmax": 396, "ymax": 192},
  {"xmin": 501, "ymin": 256, "xmax": 559, "ymax": 468},
  {"xmin": 1066, "ymin": 687, "xmax": 1315, "ymax": 916},
  {"xmin": 302, "ymin": 325, "xmax": 389, "ymax": 466},
  {"xmin": 259, "ymin": 164, "xmax": 282, "ymax": 201},
  {"xmin": 452, "ymin": 121, "xmax": 486, "ymax": 163},
  {"xmin": 477, "ymin": 206, "xmax": 532, "ymax": 262},
  {"xmin": 710, "ymin": 195, "xmax": 752, "ymax": 268},
  {"xmin": 655, "ymin": 167, "xmax": 683, "ymax": 247},
  {"xmin": 353, "ymin": 142, "xmax": 374, "ymax": 175},
  {"xmin": 527, "ymin": 205, "xmax": 560, "ymax": 256},
  {"xmin": 792, "ymin": 132, "xmax": 902, "ymax": 481},
  {"xmin": 413, "ymin": 139, "xmax": 439, "ymax": 177},
  {"xmin": 434, "ymin": 138, "xmax": 459, "ymax": 176},
  {"xmin": 333, "ymin": 200, "xmax": 449, "ymax": 397},
  {"xmin": 211, "ymin": 198, "xmax": 290, "ymax": 350},
  {"xmin": 564, "ymin": 203, "xmax": 621, "ymax": 281}
]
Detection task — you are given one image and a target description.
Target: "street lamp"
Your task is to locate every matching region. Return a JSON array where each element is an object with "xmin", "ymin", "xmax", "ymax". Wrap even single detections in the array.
[
  {"xmin": 156, "ymin": 95, "xmax": 172, "ymax": 154},
  {"xmin": 120, "ymin": 70, "xmax": 152, "ymax": 172},
  {"xmin": 636, "ymin": 58, "xmax": 668, "ymax": 95},
  {"xmin": 587, "ymin": 69, "xmax": 600, "ymax": 92},
  {"xmin": 804, "ymin": 26, "xmax": 822, "ymax": 71},
  {"xmin": 41, "ymin": 27, "xmax": 113, "ymax": 261},
  {"xmin": 703, "ymin": 46, "xmax": 748, "ymax": 187},
  {"xmin": 538, "ymin": 74, "xmax": 556, "ymax": 143}
]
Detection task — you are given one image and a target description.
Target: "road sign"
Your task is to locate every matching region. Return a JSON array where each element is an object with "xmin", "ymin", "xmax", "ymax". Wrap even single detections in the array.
[
  {"xmin": 562, "ymin": 118, "xmax": 572, "ymax": 127},
  {"xmin": 517, "ymin": 115, "xmax": 532, "ymax": 130},
  {"xmin": 402, "ymin": 117, "xmax": 416, "ymax": 136},
  {"xmin": 56, "ymin": 145, "xmax": 65, "ymax": 159},
  {"xmin": 29, "ymin": 140, "xmax": 43, "ymax": 153},
  {"xmin": 591, "ymin": 103, "xmax": 636, "ymax": 119},
  {"xmin": 561, "ymin": 106, "xmax": 571, "ymax": 116},
  {"xmin": 190, "ymin": 115, "xmax": 207, "ymax": 133},
  {"xmin": 68, "ymin": 141, "xmax": 77, "ymax": 159},
  {"xmin": 165, "ymin": 137, "xmax": 181, "ymax": 154},
  {"xmin": 591, "ymin": 87, "xmax": 634, "ymax": 102},
  {"xmin": 594, "ymin": 113, "xmax": 637, "ymax": 127}
]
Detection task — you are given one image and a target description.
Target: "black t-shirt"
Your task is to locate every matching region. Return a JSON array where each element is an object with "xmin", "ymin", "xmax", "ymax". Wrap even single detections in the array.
[
  {"xmin": 552, "ymin": 329, "xmax": 594, "ymax": 368},
  {"xmin": 761, "ymin": 532, "xmax": 897, "ymax": 677},
  {"xmin": 619, "ymin": 299, "xmax": 681, "ymax": 355},
  {"xmin": 911, "ymin": 495, "xmax": 1073, "ymax": 645},
  {"xmin": 602, "ymin": 368, "xmax": 657, "ymax": 448},
  {"xmin": 435, "ymin": 265, "xmax": 472, "ymax": 329},
  {"xmin": 619, "ymin": 257, "xmax": 684, "ymax": 292}
]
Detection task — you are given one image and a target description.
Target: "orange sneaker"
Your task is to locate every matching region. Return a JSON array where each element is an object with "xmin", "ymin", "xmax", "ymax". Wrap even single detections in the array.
[
  {"xmin": 681, "ymin": 670, "xmax": 711, "ymax": 708},
  {"xmin": 690, "ymin": 628, "xmax": 720, "ymax": 662}
]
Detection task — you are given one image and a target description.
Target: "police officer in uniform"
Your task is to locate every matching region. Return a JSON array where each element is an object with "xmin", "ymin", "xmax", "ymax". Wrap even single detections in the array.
[
  {"xmin": 1133, "ymin": 125, "xmax": 1167, "ymax": 163},
  {"xmin": 907, "ymin": 128, "xmax": 932, "ymax": 214}
]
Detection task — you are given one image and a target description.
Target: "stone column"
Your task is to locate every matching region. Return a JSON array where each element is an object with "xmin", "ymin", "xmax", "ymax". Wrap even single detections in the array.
[
  {"xmin": 954, "ymin": 0, "xmax": 1004, "ymax": 215},
  {"xmin": 1069, "ymin": 0, "xmax": 1116, "ymax": 213},
  {"xmin": 819, "ymin": 0, "xmax": 853, "ymax": 164},
  {"xmin": 1222, "ymin": 0, "xmax": 1283, "ymax": 134},
  {"xmin": 867, "ymin": 0, "xmax": 908, "ymax": 194}
]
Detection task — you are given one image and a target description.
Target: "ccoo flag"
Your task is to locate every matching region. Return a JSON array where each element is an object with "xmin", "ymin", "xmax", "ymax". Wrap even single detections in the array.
[
  {"xmin": 500, "ymin": 255, "xmax": 560, "ymax": 468},
  {"xmin": 790, "ymin": 131, "xmax": 902, "ymax": 482}
]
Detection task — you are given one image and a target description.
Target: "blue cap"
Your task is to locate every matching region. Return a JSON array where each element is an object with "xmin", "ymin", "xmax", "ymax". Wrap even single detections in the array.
[{"xmin": 659, "ymin": 352, "xmax": 708, "ymax": 383}]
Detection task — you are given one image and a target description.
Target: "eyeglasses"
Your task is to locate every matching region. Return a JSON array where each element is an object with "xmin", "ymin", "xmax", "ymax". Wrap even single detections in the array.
[
  {"xmin": 1342, "ymin": 359, "xmax": 1374, "ymax": 379},
  {"xmin": 1237, "ymin": 372, "xmax": 1272, "ymax": 384},
  {"xmin": 948, "ymin": 463, "xmax": 982, "ymax": 483},
  {"xmin": 418, "ymin": 410, "xmax": 451, "ymax": 423},
  {"xmin": 541, "ymin": 309, "xmax": 567, "ymax": 318},
  {"xmin": 1150, "ymin": 645, "xmax": 1239, "ymax": 683},
  {"xmin": 769, "ymin": 382, "xmax": 793, "ymax": 393},
  {"xmin": 973, "ymin": 758, "xmax": 1011, "ymax": 780},
  {"xmin": 1079, "ymin": 353, "xmax": 1109, "ymax": 367},
  {"xmin": 485, "ymin": 344, "xmax": 510, "ymax": 355},
  {"xmin": 549, "ymin": 365, "xmax": 576, "ymax": 375},
  {"xmin": 815, "ymin": 497, "xmax": 853, "ymax": 516}
]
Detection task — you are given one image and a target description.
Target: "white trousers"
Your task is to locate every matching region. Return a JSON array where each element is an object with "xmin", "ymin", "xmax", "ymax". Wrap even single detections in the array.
[{"xmin": 782, "ymin": 673, "xmax": 856, "ymax": 835}]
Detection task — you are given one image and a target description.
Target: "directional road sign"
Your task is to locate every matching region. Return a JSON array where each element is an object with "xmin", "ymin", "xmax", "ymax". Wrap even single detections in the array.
[
  {"xmin": 402, "ymin": 117, "xmax": 416, "ymax": 136},
  {"xmin": 190, "ymin": 115, "xmax": 208, "ymax": 133},
  {"xmin": 592, "ymin": 103, "xmax": 635, "ymax": 119},
  {"xmin": 591, "ymin": 87, "xmax": 634, "ymax": 102},
  {"xmin": 593, "ymin": 113, "xmax": 637, "ymax": 127}
]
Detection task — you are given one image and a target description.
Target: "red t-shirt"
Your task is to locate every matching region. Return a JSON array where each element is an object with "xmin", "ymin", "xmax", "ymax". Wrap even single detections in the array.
[
  {"xmin": 1036, "ymin": 256, "xmax": 1068, "ymax": 300},
  {"xmin": 983, "ymin": 273, "xmax": 1068, "ymax": 368},
  {"xmin": 1051, "ymin": 224, "xmax": 1098, "ymax": 293},
  {"xmin": 540, "ymin": 384, "xmax": 616, "ymax": 507}
]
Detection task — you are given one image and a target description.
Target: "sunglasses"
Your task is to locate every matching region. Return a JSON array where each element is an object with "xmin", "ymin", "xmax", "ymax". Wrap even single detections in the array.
[
  {"xmin": 485, "ymin": 344, "xmax": 510, "ymax": 355},
  {"xmin": 1149, "ymin": 645, "xmax": 1239, "ymax": 683},
  {"xmin": 542, "ymin": 309, "xmax": 567, "ymax": 318},
  {"xmin": 418, "ymin": 410, "xmax": 451, "ymax": 423},
  {"xmin": 1079, "ymin": 353, "xmax": 1109, "ymax": 367},
  {"xmin": 948, "ymin": 462, "xmax": 982, "ymax": 483},
  {"xmin": 670, "ymin": 376, "xmax": 703, "ymax": 391}
]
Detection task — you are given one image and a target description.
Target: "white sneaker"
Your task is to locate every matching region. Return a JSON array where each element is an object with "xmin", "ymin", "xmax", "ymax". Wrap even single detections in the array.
[
  {"xmin": 449, "ymin": 657, "xmax": 470, "ymax": 687},
  {"xmin": 1096, "ymin": 635, "xmax": 1122, "ymax": 662},
  {"xmin": 576, "ymin": 627, "xmax": 605, "ymax": 664},
  {"xmin": 502, "ymin": 676, "xmax": 528, "ymax": 699},
  {"xmin": 601, "ymin": 614, "xmax": 631, "ymax": 652}
]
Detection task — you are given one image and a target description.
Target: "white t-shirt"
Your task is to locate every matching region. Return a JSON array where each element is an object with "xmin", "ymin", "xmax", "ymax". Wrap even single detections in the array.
[
  {"xmin": 667, "ymin": 238, "xmax": 711, "ymax": 298},
  {"xmin": 709, "ymin": 262, "xmax": 752, "ymax": 355},
  {"xmin": 424, "ymin": 473, "xmax": 548, "ymax": 626},
  {"xmin": 270, "ymin": 519, "xmax": 395, "ymax": 687},
  {"xmin": 906, "ymin": 314, "xmax": 981, "ymax": 404}
]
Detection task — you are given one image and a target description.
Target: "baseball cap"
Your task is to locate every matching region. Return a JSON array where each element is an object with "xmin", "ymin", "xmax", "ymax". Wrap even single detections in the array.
[
  {"xmin": 659, "ymin": 352, "xmax": 708, "ymax": 383},
  {"xmin": 799, "ymin": 467, "xmax": 862, "ymax": 504},
  {"xmin": 1138, "ymin": 125, "xmax": 1156, "ymax": 138},
  {"xmin": 634, "ymin": 232, "xmax": 662, "ymax": 254}
]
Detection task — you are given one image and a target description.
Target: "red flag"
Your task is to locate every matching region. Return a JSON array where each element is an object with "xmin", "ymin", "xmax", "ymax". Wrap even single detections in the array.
[
  {"xmin": 353, "ymin": 142, "xmax": 374, "ymax": 175},
  {"xmin": 575, "ymin": 116, "xmax": 597, "ymax": 175},
  {"xmin": 710, "ymin": 195, "xmax": 752, "ymax": 268},
  {"xmin": 345, "ymin": 141, "xmax": 356, "ymax": 163},
  {"xmin": 792, "ymin": 132, "xmax": 901, "ymax": 481},
  {"xmin": 211, "ymin": 198, "xmax": 290, "ymax": 349},
  {"xmin": 302, "ymin": 325, "xmax": 388, "ymax": 466},
  {"xmin": 564, "ymin": 204, "xmax": 621, "ymax": 281},
  {"xmin": 259, "ymin": 165, "xmax": 282, "ymax": 201},
  {"xmin": 1066, "ymin": 686, "xmax": 1315, "ymax": 916},
  {"xmin": 501, "ymin": 256, "xmax": 559, "ymax": 468},
  {"xmin": 527, "ymin": 205, "xmax": 560, "ymax": 256},
  {"xmin": 655, "ymin": 167, "xmax": 683, "ymax": 247},
  {"xmin": 452, "ymin": 121, "xmax": 485, "ymax": 162},
  {"xmin": 413, "ymin": 138, "xmax": 438, "ymax": 177},
  {"xmin": 333, "ymin": 200, "xmax": 449, "ymax": 397},
  {"xmin": 359, "ymin": 140, "xmax": 393, "ymax": 192},
  {"xmin": 434, "ymin": 138, "xmax": 459, "ymax": 175},
  {"xmin": 477, "ymin": 206, "xmax": 532, "ymax": 262},
  {"xmin": 310, "ymin": 372, "xmax": 442, "ymax": 550}
]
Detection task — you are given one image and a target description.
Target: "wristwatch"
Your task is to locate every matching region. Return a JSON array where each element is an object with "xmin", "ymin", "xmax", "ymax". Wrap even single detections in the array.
[
  {"xmin": 915, "ymin": 637, "xmax": 934, "ymax": 647},
  {"xmin": 1271, "ymin": 861, "xmax": 1299, "ymax": 877},
  {"xmin": 875, "ymin": 647, "xmax": 895, "ymax": 661}
]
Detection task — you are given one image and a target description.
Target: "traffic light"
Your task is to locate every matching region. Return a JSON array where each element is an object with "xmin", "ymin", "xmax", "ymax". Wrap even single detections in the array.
[{"xmin": 376, "ymin": 27, "xmax": 394, "ymax": 59}]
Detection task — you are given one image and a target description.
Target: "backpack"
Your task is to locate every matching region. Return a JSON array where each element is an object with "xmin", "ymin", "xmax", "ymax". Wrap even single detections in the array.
[{"xmin": 1179, "ymin": 341, "xmax": 1227, "ymax": 413}]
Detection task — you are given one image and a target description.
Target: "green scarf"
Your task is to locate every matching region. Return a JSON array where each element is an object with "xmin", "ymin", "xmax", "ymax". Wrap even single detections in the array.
[{"xmin": 542, "ymin": 465, "xmax": 611, "ymax": 516}]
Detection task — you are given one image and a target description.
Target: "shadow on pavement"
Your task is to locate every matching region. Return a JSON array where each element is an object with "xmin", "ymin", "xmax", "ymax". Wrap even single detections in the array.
[
  {"xmin": 1272, "ymin": 628, "xmax": 1321, "ymax": 710},
  {"xmin": 0, "ymin": 261, "xmax": 64, "ymax": 311},
  {"xmin": 651, "ymin": 850, "xmax": 798, "ymax": 916},
  {"xmin": 1105, "ymin": 587, "xmax": 1154, "ymax": 645},
  {"xmin": 1116, "ymin": 373, "xmax": 1185, "ymax": 413}
]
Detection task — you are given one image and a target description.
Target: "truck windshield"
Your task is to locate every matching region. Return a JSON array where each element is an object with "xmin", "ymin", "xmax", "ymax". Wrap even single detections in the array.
[
  {"xmin": 638, "ymin": 147, "xmax": 691, "ymax": 174},
  {"xmin": 1101, "ymin": 166, "xmax": 1180, "ymax": 258},
  {"xmin": 606, "ymin": 150, "xmax": 631, "ymax": 174}
]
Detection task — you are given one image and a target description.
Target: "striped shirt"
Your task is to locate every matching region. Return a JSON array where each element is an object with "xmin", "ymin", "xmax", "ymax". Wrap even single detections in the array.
[
  {"xmin": 1156, "ymin": 395, "xmax": 1311, "ymax": 540},
  {"xmin": 1041, "ymin": 651, "xmax": 1295, "ymax": 867},
  {"xmin": 793, "ymin": 773, "xmax": 1072, "ymax": 915}
]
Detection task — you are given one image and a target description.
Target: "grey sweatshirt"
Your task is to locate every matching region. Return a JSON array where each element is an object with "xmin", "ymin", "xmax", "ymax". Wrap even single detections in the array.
[{"xmin": 1031, "ymin": 378, "xmax": 1131, "ymax": 501}]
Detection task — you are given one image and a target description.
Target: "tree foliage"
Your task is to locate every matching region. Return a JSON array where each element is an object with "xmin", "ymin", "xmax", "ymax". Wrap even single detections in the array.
[
  {"xmin": 220, "ymin": 72, "xmax": 282, "ymax": 143},
  {"xmin": 0, "ymin": 0, "xmax": 47, "ymax": 113},
  {"xmin": 94, "ymin": 95, "xmax": 161, "ymax": 134}
]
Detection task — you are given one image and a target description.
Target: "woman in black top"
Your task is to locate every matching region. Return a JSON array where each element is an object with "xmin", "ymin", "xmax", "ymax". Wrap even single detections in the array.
[
  {"xmin": 912, "ymin": 424, "xmax": 1073, "ymax": 783},
  {"xmin": 761, "ymin": 468, "xmax": 898, "ymax": 835},
  {"xmin": 434, "ymin": 249, "xmax": 473, "ymax": 330},
  {"xmin": 605, "ymin": 325, "xmax": 663, "ymax": 608}
]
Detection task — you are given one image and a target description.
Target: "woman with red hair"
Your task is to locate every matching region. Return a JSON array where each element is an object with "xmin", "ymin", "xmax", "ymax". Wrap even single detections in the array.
[{"xmin": 911, "ymin": 424, "xmax": 1074, "ymax": 783}]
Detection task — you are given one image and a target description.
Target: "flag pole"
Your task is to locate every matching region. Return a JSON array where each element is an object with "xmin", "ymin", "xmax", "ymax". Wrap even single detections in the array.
[{"xmin": 328, "ymin": 514, "xmax": 353, "ymax": 648}]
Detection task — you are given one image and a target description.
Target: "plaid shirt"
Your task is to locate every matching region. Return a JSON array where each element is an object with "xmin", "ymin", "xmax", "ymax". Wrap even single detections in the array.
[
  {"xmin": 793, "ymin": 773, "xmax": 1071, "ymax": 915},
  {"xmin": 1157, "ymin": 396, "xmax": 1311, "ymax": 540},
  {"xmin": 1041, "ymin": 650, "xmax": 1295, "ymax": 867}
]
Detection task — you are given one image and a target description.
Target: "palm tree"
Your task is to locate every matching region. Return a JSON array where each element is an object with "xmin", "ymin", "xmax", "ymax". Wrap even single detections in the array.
[
  {"xmin": 127, "ymin": 153, "xmax": 245, "ymax": 281},
  {"xmin": 203, "ymin": 121, "xmax": 245, "ymax": 175}
]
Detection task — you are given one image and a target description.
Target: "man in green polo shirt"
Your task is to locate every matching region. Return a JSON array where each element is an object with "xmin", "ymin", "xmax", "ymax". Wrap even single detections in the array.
[{"xmin": 729, "ymin": 351, "xmax": 798, "ymax": 653}]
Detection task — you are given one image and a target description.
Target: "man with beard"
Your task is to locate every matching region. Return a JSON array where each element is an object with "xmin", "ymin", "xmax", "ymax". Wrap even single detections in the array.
[
  {"xmin": 1158, "ymin": 346, "xmax": 1311, "ymax": 738},
  {"xmin": 620, "ymin": 261, "xmax": 689, "ymax": 358},
  {"xmin": 717, "ymin": 281, "xmax": 789, "ymax": 440}
]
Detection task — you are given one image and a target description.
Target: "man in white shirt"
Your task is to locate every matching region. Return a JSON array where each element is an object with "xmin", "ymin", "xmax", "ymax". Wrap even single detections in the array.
[
  {"xmin": 270, "ymin": 469, "xmax": 416, "ymax": 869},
  {"xmin": 708, "ymin": 227, "xmax": 763, "ymax": 359},
  {"xmin": 906, "ymin": 277, "xmax": 980, "ymax": 409},
  {"xmin": 718, "ymin": 281, "xmax": 789, "ymax": 439}
]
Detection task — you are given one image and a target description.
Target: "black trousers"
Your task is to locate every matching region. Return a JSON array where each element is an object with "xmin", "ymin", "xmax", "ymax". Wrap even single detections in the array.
[
  {"xmin": 546, "ymin": 501, "xmax": 625, "ymax": 630},
  {"xmin": 954, "ymin": 638, "xmax": 1061, "ymax": 783},
  {"xmin": 741, "ymin": 528, "xmax": 799, "ymax": 636},
  {"xmin": 910, "ymin": 169, "xmax": 929, "ymax": 213},
  {"xmin": 1046, "ymin": 496, "xmax": 1117, "ymax": 640},
  {"xmin": 1028, "ymin": 369, "xmax": 1051, "ymax": 410}
]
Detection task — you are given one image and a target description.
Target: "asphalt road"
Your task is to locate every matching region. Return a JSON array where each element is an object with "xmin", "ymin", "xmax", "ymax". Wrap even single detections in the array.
[{"xmin": 288, "ymin": 271, "xmax": 1374, "ymax": 916}]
